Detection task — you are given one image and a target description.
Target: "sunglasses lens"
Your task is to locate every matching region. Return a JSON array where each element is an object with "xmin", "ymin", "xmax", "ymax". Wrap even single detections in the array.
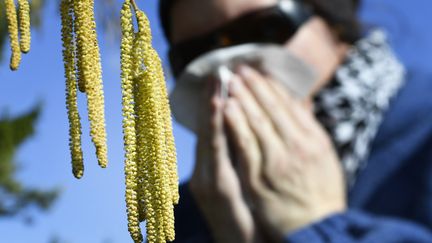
[{"xmin": 169, "ymin": 2, "xmax": 311, "ymax": 78}]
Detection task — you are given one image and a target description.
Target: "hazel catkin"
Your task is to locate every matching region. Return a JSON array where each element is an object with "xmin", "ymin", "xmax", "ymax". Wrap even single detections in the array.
[
  {"xmin": 18, "ymin": 0, "xmax": 31, "ymax": 53},
  {"xmin": 72, "ymin": 0, "xmax": 108, "ymax": 168},
  {"xmin": 120, "ymin": 1, "xmax": 179, "ymax": 242},
  {"xmin": 121, "ymin": 1, "xmax": 143, "ymax": 242},
  {"xmin": 6, "ymin": 0, "xmax": 178, "ymax": 242},
  {"xmin": 60, "ymin": 0, "xmax": 108, "ymax": 178},
  {"xmin": 5, "ymin": 0, "xmax": 21, "ymax": 70},
  {"xmin": 60, "ymin": 0, "xmax": 84, "ymax": 179},
  {"xmin": 4, "ymin": 0, "xmax": 32, "ymax": 70}
]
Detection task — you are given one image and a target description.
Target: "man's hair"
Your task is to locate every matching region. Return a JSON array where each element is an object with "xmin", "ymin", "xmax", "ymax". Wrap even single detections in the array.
[{"xmin": 159, "ymin": 0, "xmax": 361, "ymax": 44}]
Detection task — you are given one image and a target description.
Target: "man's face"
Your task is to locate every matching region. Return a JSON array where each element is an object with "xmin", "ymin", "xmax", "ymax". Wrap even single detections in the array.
[
  {"xmin": 170, "ymin": 0, "xmax": 278, "ymax": 44},
  {"xmin": 168, "ymin": 0, "xmax": 346, "ymax": 96}
]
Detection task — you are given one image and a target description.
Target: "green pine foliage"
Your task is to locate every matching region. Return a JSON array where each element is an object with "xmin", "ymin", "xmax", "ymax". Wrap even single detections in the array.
[
  {"xmin": 0, "ymin": 106, "xmax": 59, "ymax": 217},
  {"xmin": 0, "ymin": 1, "xmax": 8, "ymax": 61}
]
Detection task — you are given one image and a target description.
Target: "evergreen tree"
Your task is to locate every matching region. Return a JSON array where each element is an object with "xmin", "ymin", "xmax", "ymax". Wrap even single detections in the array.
[{"xmin": 0, "ymin": 106, "xmax": 59, "ymax": 217}]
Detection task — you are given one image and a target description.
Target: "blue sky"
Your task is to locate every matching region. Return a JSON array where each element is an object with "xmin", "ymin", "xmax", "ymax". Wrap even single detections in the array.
[{"xmin": 0, "ymin": 0, "xmax": 431, "ymax": 242}]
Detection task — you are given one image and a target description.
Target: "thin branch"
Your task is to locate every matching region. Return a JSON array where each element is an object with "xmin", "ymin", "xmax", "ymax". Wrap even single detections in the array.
[{"xmin": 130, "ymin": 0, "xmax": 139, "ymax": 14}]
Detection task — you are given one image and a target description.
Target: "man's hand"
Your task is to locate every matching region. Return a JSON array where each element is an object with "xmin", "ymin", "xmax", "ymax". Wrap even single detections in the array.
[
  {"xmin": 223, "ymin": 65, "xmax": 346, "ymax": 242},
  {"xmin": 189, "ymin": 78, "xmax": 262, "ymax": 243}
]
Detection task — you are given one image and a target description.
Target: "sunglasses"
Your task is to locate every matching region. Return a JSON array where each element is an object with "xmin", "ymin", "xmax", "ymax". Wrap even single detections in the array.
[{"xmin": 168, "ymin": 0, "xmax": 313, "ymax": 78}]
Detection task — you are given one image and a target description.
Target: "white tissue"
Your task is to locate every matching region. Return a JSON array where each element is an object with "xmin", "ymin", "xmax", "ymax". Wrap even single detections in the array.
[{"xmin": 170, "ymin": 43, "xmax": 317, "ymax": 133}]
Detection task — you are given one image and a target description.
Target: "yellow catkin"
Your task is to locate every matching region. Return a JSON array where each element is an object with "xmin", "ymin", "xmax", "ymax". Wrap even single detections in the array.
[
  {"xmin": 5, "ymin": 0, "xmax": 21, "ymax": 70},
  {"xmin": 60, "ymin": 0, "xmax": 107, "ymax": 177},
  {"xmin": 138, "ymin": 12, "xmax": 178, "ymax": 238},
  {"xmin": 154, "ymin": 46, "xmax": 179, "ymax": 206},
  {"xmin": 154, "ymin": 51, "xmax": 178, "ymax": 239},
  {"xmin": 133, "ymin": 20, "xmax": 158, "ymax": 242},
  {"xmin": 73, "ymin": 0, "xmax": 88, "ymax": 92},
  {"xmin": 120, "ymin": 1, "xmax": 142, "ymax": 242},
  {"xmin": 137, "ymin": 10, "xmax": 178, "ymax": 242},
  {"xmin": 18, "ymin": 0, "xmax": 31, "ymax": 53},
  {"xmin": 119, "ymin": 2, "xmax": 178, "ymax": 242},
  {"xmin": 60, "ymin": 0, "xmax": 84, "ymax": 179},
  {"xmin": 147, "ymin": 47, "xmax": 176, "ymax": 241},
  {"xmin": 136, "ymin": 12, "xmax": 164, "ymax": 242},
  {"xmin": 73, "ymin": 0, "xmax": 108, "ymax": 168},
  {"xmin": 137, "ymin": 5, "xmax": 179, "ymax": 207},
  {"xmin": 135, "ymin": 38, "xmax": 148, "ymax": 224},
  {"xmin": 86, "ymin": 0, "xmax": 107, "ymax": 169}
]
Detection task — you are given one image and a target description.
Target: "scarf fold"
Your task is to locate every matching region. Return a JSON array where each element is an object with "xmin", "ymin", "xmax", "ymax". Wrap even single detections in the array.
[{"xmin": 314, "ymin": 30, "xmax": 405, "ymax": 186}]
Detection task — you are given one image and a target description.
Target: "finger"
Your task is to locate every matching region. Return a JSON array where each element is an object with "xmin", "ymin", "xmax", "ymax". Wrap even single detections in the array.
[
  {"xmin": 192, "ymin": 95, "xmax": 257, "ymax": 243},
  {"xmin": 194, "ymin": 78, "xmax": 242, "ymax": 197},
  {"xmin": 197, "ymin": 76, "xmax": 218, "ymax": 138},
  {"xmin": 236, "ymin": 65, "xmax": 303, "ymax": 143},
  {"xmin": 194, "ymin": 77, "xmax": 218, "ymax": 180},
  {"xmin": 267, "ymin": 77, "xmax": 323, "ymax": 135},
  {"xmin": 228, "ymin": 74, "xmax": 283, "ymax": 153},
  {"xmin": 228, "ymin": 75, "xmax": 290, "ymax": 192},
  {"xmin": 267, "ymin": 78, "xmax": 335, "ymax": 164},
  {"xmin": 211, "ymin": 95, "xmax": 231, "ymax": 172},
  {"xmin": 223, "ymin": 98, "xmax": 265, "ymax": 197}
]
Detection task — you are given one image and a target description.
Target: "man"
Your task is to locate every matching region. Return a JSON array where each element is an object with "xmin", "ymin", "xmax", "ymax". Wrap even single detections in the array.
[{"xmin": 159, "ymin": 0, "xmax": 432, "ymax": 242}]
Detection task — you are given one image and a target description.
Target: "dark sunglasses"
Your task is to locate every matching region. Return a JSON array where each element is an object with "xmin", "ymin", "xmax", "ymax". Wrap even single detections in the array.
[{"xmin": 168, "ymin": 0, "xmax": 313, "ymax": 78}]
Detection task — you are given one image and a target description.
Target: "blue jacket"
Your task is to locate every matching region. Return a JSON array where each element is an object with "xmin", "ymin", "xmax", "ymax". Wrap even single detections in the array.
[
  {"xmin": 172, "ymin": 69, "xmax": 432, "ymax": 242},
  {"xmin": 171, "ymin": 1, "xmax": 432, "ymax": 241}
]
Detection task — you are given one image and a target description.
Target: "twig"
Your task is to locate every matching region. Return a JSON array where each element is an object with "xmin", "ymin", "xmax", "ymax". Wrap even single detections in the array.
[{"xmin": 130, "ymin": 0, "xmax": 139, "ymax": 13}]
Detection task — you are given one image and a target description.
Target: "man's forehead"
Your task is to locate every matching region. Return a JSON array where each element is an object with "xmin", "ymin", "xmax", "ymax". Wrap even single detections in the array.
[
  {"xmin": 171, "ymin": 0, "xmax": 277, "ymax": 43},
  {"xmin": 173, "ymin": 0, "xmax": 277, "ymax": 16}
]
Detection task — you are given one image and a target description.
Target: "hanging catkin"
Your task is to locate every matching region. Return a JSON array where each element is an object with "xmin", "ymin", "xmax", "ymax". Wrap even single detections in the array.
[
  {"xmin": 5, "ymin": 0, "xmax": 21, "ymax": 70},
  {"xmin": 72, "ymin": 0, "xmax": 108, "ymax": 168},
  {"xmin": 18, "ymin": 0, "xmax": 31, "ymax": 53},
  {"xmin": 60, "ymin": 0, "xmax": 84, "ymax": 179},
  {"xmin": 138, "ymin": 20, "xmax": 176, "ymax": 242},
  {"xmin": 120, "ymin": 1, "xmax": 179, "ymax": 242},
  {"xmin": 4, "ymin": 0, "xmax": 31, "ymax": 70},
  {"xmin": 60, "ymin": 0, "xmax": 108, "ymax": 178},
  {"xmin": 121, "ymin": 1, "xmax": 142, "ymax": 242},
  {"xmin": 6, "ymin": 0, "xmax": 178, "ymax": 241}
]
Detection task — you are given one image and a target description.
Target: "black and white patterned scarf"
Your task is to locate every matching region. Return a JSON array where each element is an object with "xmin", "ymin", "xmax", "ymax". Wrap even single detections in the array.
[{"xmin": 314, "ymin": 30, "xmax": 405, "ymax": 186}]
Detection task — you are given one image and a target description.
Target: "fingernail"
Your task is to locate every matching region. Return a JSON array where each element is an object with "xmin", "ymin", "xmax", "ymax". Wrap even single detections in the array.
[
  {"xmin": 229, "ymin": 75, "xmax": 241, "ymax": 94},
  {"xmin": 238, "ymin": 65, "xmax": 253, "ymax": 78}
]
